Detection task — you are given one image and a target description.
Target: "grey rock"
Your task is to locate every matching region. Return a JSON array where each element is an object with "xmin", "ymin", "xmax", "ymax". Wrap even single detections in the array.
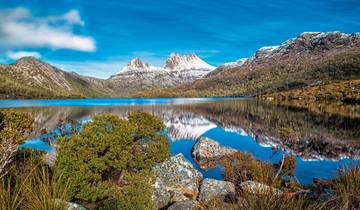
[
  {"xmin": 152, "ymin": 177, "xmax": 172, "ymax": 209},
  {"xmin": 152, "ymin": 154, "xmax": 202, "ymax": 209},
  {"xmin": 192, "ymin": 137, "xmax": 237, "ymax": 170},
  {"xmin": 167, "ymin": 200, "xmax": 200, "ymax": 210},
  {"xmin": 44, "ymin": 152, "xmax": 57, "ymax": 168},
  {"xmin": 53, "ymin": 199, "xmax": 87, "ymax": 210},
  {"xmin": 198, "ymin": 178, "xmax": 236, "ymax": 202},
  {"xmin": 240, "ymin": 181, "xmax": 282, "ymax": 195}
]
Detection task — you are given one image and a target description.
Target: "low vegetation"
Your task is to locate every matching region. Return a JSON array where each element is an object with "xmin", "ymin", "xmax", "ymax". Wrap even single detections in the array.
[
  {"xmin": 0, "ymin": 110, "xmax": 169, "ymax": 210},
  {"xmin": 263, "ymin": 79, "xmax": 360, "ymax": 118},
  {"xmin": 0, "ymin": 109, "xmax": 359, "ymax": 210},
  {"xmin": 203, "ymin": 151, "xmax": 360, "ymax": 210}
]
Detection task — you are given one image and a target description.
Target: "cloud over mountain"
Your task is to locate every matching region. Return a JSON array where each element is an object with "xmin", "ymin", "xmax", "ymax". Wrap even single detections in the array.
[
  {"xmin": 0, "ymin": 7, "xmax": 95, "ymax": 52},
  {"xmin": 6, "ymin": 51, "xmax": 41, "ymax": 60}
]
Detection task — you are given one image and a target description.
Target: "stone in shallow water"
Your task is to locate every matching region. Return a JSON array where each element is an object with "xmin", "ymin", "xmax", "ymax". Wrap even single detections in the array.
[
  {"xmin": 152, "ymin": 153, "xmax": 202, "ymax": 209},
  {"xmin": 167, "ymin": 200, "xmax": 200, "ymax": 210},
  {"xmin": 192, "ymin": 137, "xmax": 238, "ymax": 170},
  {"xmin": 198, "ymin": 178, "xmax": 236, "ymax": 202},
  {"xmin": 240, "ymin": 181, "xmax": 282, "ymax": 195}
]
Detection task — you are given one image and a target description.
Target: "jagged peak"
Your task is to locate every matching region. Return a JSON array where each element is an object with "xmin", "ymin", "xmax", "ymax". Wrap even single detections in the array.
[
  {"xmin": 247, "ymin": 31, "xmax": 359, "ymax": 62},
  {"xmin": 127, "ymin": 58, "xmax": 150, "ymax": 69},
  {"xmin": 165, "ymin": 53, "xmax": 215, "ymax": 71}
]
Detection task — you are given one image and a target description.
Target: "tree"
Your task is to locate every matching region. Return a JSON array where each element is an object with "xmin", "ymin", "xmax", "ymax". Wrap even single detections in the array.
[
  {"xmin": 0, "ymin": 110, "xmax": 33, "ymax": 178},
  {"xmin": 55, "ymin": 111, "xmax": 169, "ymax": 209}
]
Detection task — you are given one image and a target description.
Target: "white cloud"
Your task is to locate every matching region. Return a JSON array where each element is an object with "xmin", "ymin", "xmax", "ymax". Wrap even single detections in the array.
[
  {"xmin": 0, "ymin": 7, "xmax": 95, "ymax": 52},
  {"xmin": 6, "ymin": 51, "xmax": 41, "ymax": 60},
  {"xmin": 63, "ymin": 10, "xmax": 85, "ymax": 26}
]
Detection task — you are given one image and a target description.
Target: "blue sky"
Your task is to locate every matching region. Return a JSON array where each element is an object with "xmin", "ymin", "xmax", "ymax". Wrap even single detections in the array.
[{"xmin": 0, "ymin": 0, "xmax": 359, "ymax": 79}]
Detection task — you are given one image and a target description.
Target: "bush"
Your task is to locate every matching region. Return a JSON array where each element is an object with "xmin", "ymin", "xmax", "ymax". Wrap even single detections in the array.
[
  {"xmin": 223, "ymin": 152, "xmax": 280, "ymax": 189},
  {"xmin": 1, "ymin": 149, "xmax": 69, "ymax": 210},
  {"xmin": 128, "ymin": 110, "xmax": 165, "ymax": 139},
  {"xmin": 0, "ymin": 110, "xmax": 33, "ymax": 177},
  {"xmin": 55, "ymin": 111, "xmax": 169, "ymax": 209}
]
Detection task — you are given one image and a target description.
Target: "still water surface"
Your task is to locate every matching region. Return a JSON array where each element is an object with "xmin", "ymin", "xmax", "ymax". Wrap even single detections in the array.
[{"xmin": 1, "ymin": 98, "xmax": 359, "ymax": 185}]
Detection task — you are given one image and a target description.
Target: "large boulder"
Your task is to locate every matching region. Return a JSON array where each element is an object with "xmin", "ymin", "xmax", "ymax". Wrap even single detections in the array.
[
  {"xmin": 192, "ymin": 137, "xmax": 237, "ymax": 170},
  {"xmin": 240, "ymin": 181, "xmax": 282, "ymax": 195},
  {"xmin": 167, "ymin": 200, "xmax": 200, "ymax": 210},
  {"xmin": 198, "ymin": 178, "xmax": 236, "ymax": 202},
  {"xmin": 152, "ymin": 154, "xmax": 202, "ymax": 209}
]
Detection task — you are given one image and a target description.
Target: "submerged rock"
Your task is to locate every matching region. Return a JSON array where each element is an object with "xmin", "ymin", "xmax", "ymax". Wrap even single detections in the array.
[
  {"xmin": 152, "ymin": 153, "xmax": 202, "ymax": 209},
  {"xmin": 167, "ymin": 200, "xmax": 200, "ymax": 210},
  {"xmin": 240, "ymin": 181, "xmax": 282, "ymax": 195},
  {"xmin": 192, "ymin": 137, "xmax": 238, "ymax": 170},
  {"xmin": 198, "ymin": 178, "xmax": 236, "ymax": 202}
]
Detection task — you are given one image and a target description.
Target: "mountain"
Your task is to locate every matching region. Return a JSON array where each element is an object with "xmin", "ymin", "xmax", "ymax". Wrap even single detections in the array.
[
  {"xmin": 0, "ymin": 57, "xmax": 114, "ymax": 99},
  {"xmin": 0, "ymin": 53, "xmax": 215, "ymax": 99},
  {"xmin": 107, "ymin": 53, "xmax": 215, "ymax": 96},
  {"xmin": 136, "ymin": 31, "xmax": 360, "ymax": 98}
]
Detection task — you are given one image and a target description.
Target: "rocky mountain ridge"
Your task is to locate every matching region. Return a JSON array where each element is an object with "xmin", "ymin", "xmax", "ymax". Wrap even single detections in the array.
[
  {"xmin": 0, "ymin": 57, "xmax": 113, "ymax": 98},
  {"xmin": 212, "ymin": 31, "xmax": 360, "ymax": 75},
  {"xmin": 108, "ymin": 53, "xmax": 216, "ymax": 96},
  {"xmin": 1, "ymin": 31, "xmax": 359, "ymax": 99},
  {"xmin": 137, "ymin": 31, "xmax": 360, "ymax": 97},
  {"xmin": 111, "ymin": 53, "xmax": 215, "ymax": 77}
]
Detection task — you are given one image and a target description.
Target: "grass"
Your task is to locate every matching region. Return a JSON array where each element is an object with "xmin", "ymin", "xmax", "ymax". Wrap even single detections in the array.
[
  {"xmin": 202, "ymin": 157, "xmax": 360, "ymax": 210},
  {"xmin": 0, "ymin": 150, "xmax": 70, "ymax": 210}
]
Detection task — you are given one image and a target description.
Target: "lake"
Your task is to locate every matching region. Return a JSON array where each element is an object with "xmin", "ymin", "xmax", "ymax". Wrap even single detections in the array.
[{"xmin": 1, "ymin": 97, "xmax": 359, "ymax": 185}]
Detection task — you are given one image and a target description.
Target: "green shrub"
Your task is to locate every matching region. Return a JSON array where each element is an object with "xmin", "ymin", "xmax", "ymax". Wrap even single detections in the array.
[
  {"xmin": 55, "ymin": 111, "xmax": 169, "ymax": 209},
  {"xmin": 128, "ymin": 110, "xmax": 165, "ymax": 139},
  {"xmin": 0, "ymin": 110, "xmax": 33, "ymax": 177}
]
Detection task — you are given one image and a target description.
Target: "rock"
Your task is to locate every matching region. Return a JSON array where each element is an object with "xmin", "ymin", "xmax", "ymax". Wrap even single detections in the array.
[
  {"xmin": 198, "ymin": 178, "xmax": 236, "ymax": 202},
  {"xmin": 240, "ymin": 181, "xmax": 282, "ymax": 195},
  {"xmin": 192, "ymin": 137, "xmax": 238, "ymax": 170},
  {"xmin": 152, "ymin": 177, "xmax": 172, "ymax": 209},
  {"xmin": 44, "ymin": 152, "xmax": 57, "ymax": 168},
  {"xmin": 53, "ymin": 199, "xmax": 87, "ymax": 210},
  {"xmin": 67, "ymin": 202, "xmax": 88, "ymax": 210},
  {"xmin": 152, "ymin": 154, "xmax": 202, "ymax": 209},
  {"xmin": 167, "ymin": 200, "xmax": 200, "ymax": 210}
]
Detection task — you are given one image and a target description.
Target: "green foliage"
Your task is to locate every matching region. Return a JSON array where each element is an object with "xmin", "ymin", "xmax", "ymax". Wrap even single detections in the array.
[
  {"xmin": 55, "ymin": 111, "xmax": 169, "ymax": 209},
  {"xmin": 0, "ymin": 110, "xmax": 33, "ymax": 145},
  {"xmin": 128, "ymin": 110, "xmax": 165, "ymax": 139},
  {"xmin": 279, "ymin": 127, "xmax": 297, "ymax": 142},
  {"xmin": 223, "ymin": 152, "xmax": 281, "ymax": 189},
  {"xmin": 0, "ymin": 110, "xmax": 33, "ymax": 177}
]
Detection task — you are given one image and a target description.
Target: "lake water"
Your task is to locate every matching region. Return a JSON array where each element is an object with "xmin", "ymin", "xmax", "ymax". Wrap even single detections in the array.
[{"xmin": 1, "ymin": 98, "xmax": 359, "ymax": 185}]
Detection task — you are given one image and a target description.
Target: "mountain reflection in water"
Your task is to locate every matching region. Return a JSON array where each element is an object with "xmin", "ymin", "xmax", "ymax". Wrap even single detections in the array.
[{"xmin": 14, "ymin": 99, "xmax": 360, "ymax": 185}]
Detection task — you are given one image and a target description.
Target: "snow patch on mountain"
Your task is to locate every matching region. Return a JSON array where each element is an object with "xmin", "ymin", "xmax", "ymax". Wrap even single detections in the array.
[
  {"xmin": 220, "ymin": 58, "xmax": 248, "ymax": 68},
  {"xmin": 117, "ymin": 58, "xmax": 162, "ymax": 74},
  {"xmin": 164, "ymin": 53, "xmax": 216, "ymax": 71}
]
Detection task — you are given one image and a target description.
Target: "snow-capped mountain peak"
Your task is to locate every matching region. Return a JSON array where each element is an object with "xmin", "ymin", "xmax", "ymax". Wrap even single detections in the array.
[
  {"xmin": 164, "ymin": 53, "xmax": 216, "ymax": 71},
  {"xmin": 118, "ymin": 58, "xmax": 162, "ymax": 74},
  {"xmin": 221, "ymin": 58, "xmax": 248, "ymax": 68}
]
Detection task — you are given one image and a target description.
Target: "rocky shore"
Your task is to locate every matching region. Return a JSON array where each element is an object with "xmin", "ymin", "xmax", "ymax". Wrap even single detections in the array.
[{"xmin": 151, "ymin": 137, "xmax": 284, "ymax": 210}]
